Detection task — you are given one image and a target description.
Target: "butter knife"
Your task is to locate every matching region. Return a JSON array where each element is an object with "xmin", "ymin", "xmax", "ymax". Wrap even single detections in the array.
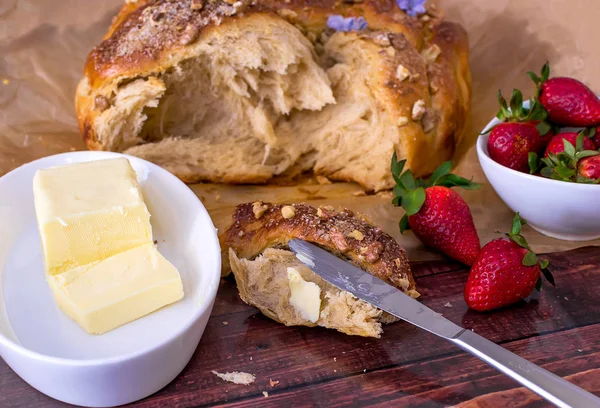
[{"xmin": 288, "ymin": 239, "xmax": 600, "ymax": 408}]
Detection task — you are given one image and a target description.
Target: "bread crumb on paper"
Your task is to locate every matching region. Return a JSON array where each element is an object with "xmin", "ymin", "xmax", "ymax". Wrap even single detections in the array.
[{"xmin": 212, "ymin": 370, "xmax": 255, "ymax": 385}]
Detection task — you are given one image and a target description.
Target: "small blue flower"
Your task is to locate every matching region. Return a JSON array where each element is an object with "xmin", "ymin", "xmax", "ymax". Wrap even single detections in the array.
[
  {"xmin": 326, "ymin": 15, "xmax": 368, "ymax": 32},
  {"xmin": 396, "ymin": 0, "xmax": 427, "ymax": 17}
]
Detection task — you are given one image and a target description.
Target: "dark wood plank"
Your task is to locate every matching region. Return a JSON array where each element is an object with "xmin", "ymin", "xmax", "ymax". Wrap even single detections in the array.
[{"xmin": 0, "ymin": 247, "xmax": 599, "ymax": 407}]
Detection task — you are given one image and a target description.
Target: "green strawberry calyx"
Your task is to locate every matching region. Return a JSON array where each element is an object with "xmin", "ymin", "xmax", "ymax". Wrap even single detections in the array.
[
  {"xmin": 502, "ymin": 213, "xmax": 554, "ymax": 291},
  {"xmin": 390, "ymin": 153, "xmax": 481, "ymax": 234},
  {"xmin": 481, "ymin": 88, "xmax": 552, "ymax": 136},
  {"xmin": 527, "ymin": 61, "xmax": 550, "ymax": 94},
  {"xmin": 533, "ymin": 130, "xmax": 600, "ymax": 183}
]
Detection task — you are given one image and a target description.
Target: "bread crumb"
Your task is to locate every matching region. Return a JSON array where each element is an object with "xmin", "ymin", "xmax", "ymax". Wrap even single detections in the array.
[
  {"xmin": 215, "ymin": 194, "xmax": 221, "ymax": 202},
  {"xmin": 395, "ymin": 64, "xmax": 410, "ymax": 81},
  {"xmin": 412, "ymin": 100, "xmax": 426, "ymax": 120},
  {"xmin": 238, "ymin": 230, "xmax": 245, "ymax": 237},
  {"xmin": 316, "ymin": 175, "xmax": 332, "ymax": 185},
  {"xmin": 578, "ymin": 349, "xmax": 583, "ymax": 352},
  {"xmin": 421, "ymin": 14, "xmax": 431, "ymax": 22},
  {"xmin": 444, "ymin": 302, "xmax": 452, "ymax": 308},
  {"xmin": 334, "ymin": 370, "xmax": 337, "ymax": 373},
  {"xmin": 347, "ymin": 230, "xmax": 364, "ymax": 241},
  {"xmin": 397, "ymin": 116, "xmax": 409, "ymax": 127},
  {"xmin": 281, "ymin": 205, "xmax": 296, "ymax": 219},
  {"xmin": 263, "ymin": 391, "xmax": 269, "ymax": 397},
  {"xmin": 564, "ymin": 296, "xmax": 569, "ymax": 300},
  {"xmin": 222, "ymin": 321, "xmax": 229, "ymax": 325},
  {"xmin": 252, "ymin": 202, "xmax": 269, "ymax": 219},
  {"xmin": 270, "ymin": 379, "xmax": 279, "ymax": 387},
  {"xmin": 333, "ymin": 357, "xmax": 337, "ymax": 362},
  {"xmin": 250, "ymin": 356, "xmax": 253, "ymax": 360},
  {"xmin": 212, "ymin": 371, "xmax": 255, "ymax": 385},
  {"xmin": 363, "ymin": 369, "xmax": 367, "ymax": 373}
]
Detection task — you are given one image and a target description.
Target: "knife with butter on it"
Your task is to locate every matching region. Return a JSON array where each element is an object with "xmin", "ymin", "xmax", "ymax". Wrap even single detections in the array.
[{"xmin": 288, "ymin": 239, "xmax": 600, "ymax": 408}]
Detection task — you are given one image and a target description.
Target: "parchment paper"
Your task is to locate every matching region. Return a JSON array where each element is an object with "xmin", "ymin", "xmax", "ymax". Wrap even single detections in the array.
[{"xmin": 1, "ymin": 0, "xmax": 598, "ymax": 261}]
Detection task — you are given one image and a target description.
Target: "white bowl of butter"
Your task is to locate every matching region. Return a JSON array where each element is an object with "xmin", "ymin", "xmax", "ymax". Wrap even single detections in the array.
[{"xmin": 0, "ymin": 151, "xmax": 220, "ymax": 407}]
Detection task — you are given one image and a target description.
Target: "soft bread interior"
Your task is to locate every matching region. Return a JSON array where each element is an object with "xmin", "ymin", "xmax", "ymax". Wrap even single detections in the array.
[
  {"xmin": 229, "ymin": 247, "xmax": 398, "ymax": 338},
  {"xmin": 90, "ymin": 12, "xmax": 418, "ymax": 189}
]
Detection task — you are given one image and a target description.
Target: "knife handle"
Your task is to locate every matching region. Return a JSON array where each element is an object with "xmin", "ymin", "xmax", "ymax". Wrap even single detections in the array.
[{"xmin": 451, "ymin": 329, "xmax": 600, "ymax": 408}]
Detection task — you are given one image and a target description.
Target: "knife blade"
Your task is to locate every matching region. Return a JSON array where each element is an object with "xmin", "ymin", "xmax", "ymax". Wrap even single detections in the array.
[{"xmin": 288, "ymin": 239, "xmax": 600, "ymax": 408}]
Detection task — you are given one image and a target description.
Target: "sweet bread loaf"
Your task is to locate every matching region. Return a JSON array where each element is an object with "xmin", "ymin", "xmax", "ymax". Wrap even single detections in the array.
[
  {"xmin": 76, "ymin": 0, "xmax": 470, "ymax": 191},
  {"xmin": 221, "ymin": 202, "xmax": 418, "ymax": 337}
]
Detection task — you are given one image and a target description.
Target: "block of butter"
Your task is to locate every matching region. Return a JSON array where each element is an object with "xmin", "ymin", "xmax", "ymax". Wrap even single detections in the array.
[
  {"xmin": 33, "ymin": 158, "xmax": 184, "ymax": 334},
  {"xmin": 48, "ymin": 244, "xmax": 184, "ymax": 334},
  {"xmin": 34, "ymin": 158, "xmax": 153, "ymax": 275}
]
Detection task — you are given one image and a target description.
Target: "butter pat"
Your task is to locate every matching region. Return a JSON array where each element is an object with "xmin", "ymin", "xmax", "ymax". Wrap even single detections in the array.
[
  {"xmin": 287, "ymin": 267, "xmax": 321, "ymax": 323},
  {"xmin": 48, "ymin": 244, "xmax": 184, "ymax": 334},
  {"xmin": 33, "ymin": 158, "xmax": 153, "ymax": 275}
]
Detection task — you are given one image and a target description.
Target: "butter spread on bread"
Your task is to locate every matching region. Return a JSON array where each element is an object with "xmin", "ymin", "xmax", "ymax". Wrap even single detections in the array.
[
  {"xmin": 76, "ymin": 0, "xmax": 471, "ymax": 192},
  {"xmin": 221, "ymin": 202, "xmax": 418, "ymax": 338}
]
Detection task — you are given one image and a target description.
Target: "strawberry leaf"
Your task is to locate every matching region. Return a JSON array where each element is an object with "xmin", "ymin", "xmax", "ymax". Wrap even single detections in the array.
[
  {"xmin": 392, "ymin": 196, "xmax": 401, "ymax": 206},
  {"xmin": 510, "ymin": 213, "xmax": 523, "ymax": 235},
  {"xmin": 496, "ymin": 90, "xmax": 511, "ymax": 121},
  {"xmin": 527, "ymin": 71, "xmax": 541, "ymax": 86},
  {"xmin": 575, "ymin": 150, "xmax": 600, "ymax": 160},
  {"xmin": 399, "ymin": 169, "xmax": 417, "ymax": 191},
  {"xmin": 539, "ymin": 259, "xmax": 549, "ymax": 269},
  {"xmin": 522, "ymin": 251, "xmax": 538, "ymax": 266},
  {"xmin": 535, "ymin": 121, "xmax": 552, "ymax": 136},
  {"xmin": 563, "ymin": 139, "xmax": 576, "ymax": 158},
  {"xmin": 535, "ymin": 277, "xmax": 542, "ymax": 291},
  {"xmin": 510, "ymin": 234, "xmax": 530, "ymax": 250},
  {"xmin": 540, "ymin": 166, "xmax": 553, "ymax": 178},
  {"xmin": 528, "ymin": 152, "xmax": 539, "ymax": 174},
  {"xmin": 399, "ymin": 215, "xmax": 410, "ymax": 234},
  {"xmin": 587, "ymin": 127, "xmax": 597, "ymax": 138},
  {"xmin": 428, "ymin": 161, "xmax": 452, "ymax": 186},
  {"xmin": 541, "ymin": 61, "xmax": 550, "ymax": 83},
  {"xmin": 391, "ymin": 153, "xmax": 405, "ymax": 184},
  {"xmin": 509, "ymin": 89, "xmax": 524, "ymax": 118},
  {"xmin": 435, "ymin": 174, "xmax": 482, "ymax": 190},
  {"xmin": 402, "ymin": 187, "xmax": 426, "ymax": 216},
  {"xmin": 554, "ymin": 165, "xmax": 575, "ymax": 179},
  {"xmin": 393, "ymin": 184, "xmax": 407, "ymax": 198}
]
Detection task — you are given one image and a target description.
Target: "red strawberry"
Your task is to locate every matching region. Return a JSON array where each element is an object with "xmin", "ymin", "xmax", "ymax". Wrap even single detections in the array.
[
  {"xmin": 529, "ymin": 62, "xmax": 600, "ymax": 126},
  {"xmin": 544, "ymin": 132, "xmax": 596, "ymax": 157},
  {"xmin": 485, "ymin": 90, "xmax": 553, "ymax": 172},
  {"xmin": 488, "ymin": 122, "xmax": 542, "ymax": 172},
  {"xmin": 464, "ymin": 214, "xmax": 554, "ymax": 312},
  {"xmin": 578, "ymin": 155, "xmax": 600, "ymax": 180},
  {"xmin": 391, "ymin": 157, "xmax": 481, "ymax": 265}
]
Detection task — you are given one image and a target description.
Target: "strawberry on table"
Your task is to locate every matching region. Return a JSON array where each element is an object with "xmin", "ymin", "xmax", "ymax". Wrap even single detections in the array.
[
  {"xmin": 391, "ymin": 155, "xmax": 481, "ymax": 265},
  {"xmin": 464, "ymin": 213, "xmax": 554, "ymax": 312},
  {"xmin": 529, "ymin": 62, "xmax": 600, "ymax": 127},
  {"xmin": 486, "ymin": 89, "xmax": 553, "ymax": 172}
]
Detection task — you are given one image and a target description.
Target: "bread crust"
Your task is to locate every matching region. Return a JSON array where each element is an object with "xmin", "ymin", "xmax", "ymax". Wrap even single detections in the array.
[
  {"xmin": 220, "ymin": 202, "xmax": 418, "ymax": 297},
  {"xmin": 76, "ymin": 0, "xmax": 471, "ymax": 188}
]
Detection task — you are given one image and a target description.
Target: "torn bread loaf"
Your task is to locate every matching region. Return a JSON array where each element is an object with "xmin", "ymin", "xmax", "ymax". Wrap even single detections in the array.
[
  {"xmin": 76, "ymin": 0, "xmax": 471, "ymax": 191},
  {"xmin": 221, "ymin": 202, "xmax": 419, "ymax": 338}
]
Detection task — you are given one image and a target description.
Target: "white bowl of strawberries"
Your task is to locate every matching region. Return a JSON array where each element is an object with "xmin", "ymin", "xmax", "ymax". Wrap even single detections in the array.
[{"xmin": 478, "ymin": 63, "xmax": 600, "ymax": 241}]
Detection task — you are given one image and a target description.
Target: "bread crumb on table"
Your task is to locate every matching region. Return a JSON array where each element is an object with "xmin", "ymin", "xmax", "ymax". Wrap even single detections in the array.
[
  {"xmin": 270, "ymin": 379, "xmax": 279, "ymax": 387},
  {"xmin": 443, "ymin": 302, "xmax": 452, "ymax": 308},
  {"xmin": 263, "ymin": 391, "xmax": 269, "ymax": 397},
  {"xmin": 222, "ymin": 321, "xmax": 229, "ymax": 325},
  {"xmin": 212, "ymin": 370, "xmax": 255, "ymax": 385}
]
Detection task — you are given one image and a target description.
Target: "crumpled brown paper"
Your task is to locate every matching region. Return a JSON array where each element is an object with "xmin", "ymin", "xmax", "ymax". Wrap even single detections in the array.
[{"xmin": 1, "ymin": 0, "xmax": 598, "ymax": 261}]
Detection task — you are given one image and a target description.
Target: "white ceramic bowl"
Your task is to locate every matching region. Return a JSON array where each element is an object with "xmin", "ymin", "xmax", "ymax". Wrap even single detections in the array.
[
  {"xmin": 477, "ymin": 118, "xmax": 600, "ymax": 241},
  {"xmin": 0, "ymin": 152, "xmax": 221, "ymax": 407}
]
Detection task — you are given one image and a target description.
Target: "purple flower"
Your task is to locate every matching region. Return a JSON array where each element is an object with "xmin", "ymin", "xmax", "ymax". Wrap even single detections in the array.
[
  {"xmin": 326, "ymin": 15, "xmax": 368, "ymax": 32},
  {"xmin": 396, "ymin": 0, "xmax": 427, "ymax": 17}
]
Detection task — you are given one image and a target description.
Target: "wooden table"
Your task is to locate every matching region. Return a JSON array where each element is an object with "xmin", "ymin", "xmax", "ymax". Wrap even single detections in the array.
[{"xmin": 1, "ymin": 247, "xmax": 599, "ymax": 407}]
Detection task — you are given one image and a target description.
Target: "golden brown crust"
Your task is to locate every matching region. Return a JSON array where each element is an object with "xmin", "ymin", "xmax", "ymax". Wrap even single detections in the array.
[
  {"xmin": 220, "ymin": 202, "xmax": 418, "ymax": 296},
  {"xmin": 76, "ymin": 0, "xmax": 471, "ymax": 186}
]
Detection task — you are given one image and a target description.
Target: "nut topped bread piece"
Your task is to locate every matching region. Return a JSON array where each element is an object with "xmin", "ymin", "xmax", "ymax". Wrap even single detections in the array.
[
  {"xmin": 221, "ymin": 202, "xmax": 418, "ymax": 337},
  {"xmin": 76, "ymin": 0, "xmax": 471, "ymax": 191}
]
